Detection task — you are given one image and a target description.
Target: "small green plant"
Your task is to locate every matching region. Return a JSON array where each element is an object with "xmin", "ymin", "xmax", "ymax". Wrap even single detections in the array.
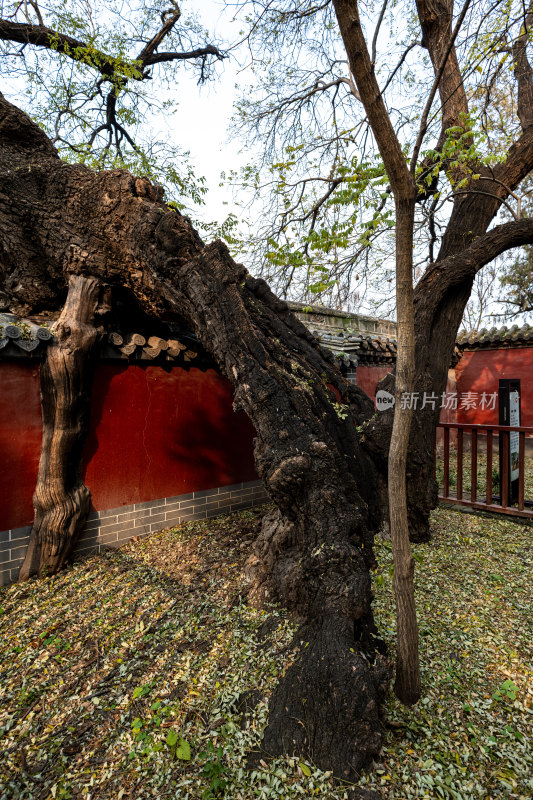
[
  {"xmin": 132, "ymin": 682, "xmax": 152, "ymax": 700},
  {"xmin": 166, "ymin": 730, "xmax": 191, "ymax": 761},
  {"xmin": 332, "ymin": 402, "xmax": 349, "ymax": 421},
  {"xmin": 199, "ymin": 741, "xmax": 227, "ymax": 798},
  {"xmin": 131, "ymin": 717, "xmax": 145, "ymax": 741},
  {"xmin": 492, "ymin": 679, "xmax": 519, "ymax": 703}
]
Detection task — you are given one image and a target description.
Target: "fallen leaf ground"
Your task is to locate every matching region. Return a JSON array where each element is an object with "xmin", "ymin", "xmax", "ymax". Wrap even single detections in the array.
[{"xmin": 0, "ymin": 506, "xmax": 531, "ymax": 800}]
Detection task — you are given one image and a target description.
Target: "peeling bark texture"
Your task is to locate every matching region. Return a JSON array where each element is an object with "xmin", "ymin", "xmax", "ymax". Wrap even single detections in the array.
[
  {"xmin": 0, "ymin": 93, "xmax": 390, "ymax": 779},
  {"xmin": 19, "ymin": 275, "xmax": 108, "ymax": 580}
]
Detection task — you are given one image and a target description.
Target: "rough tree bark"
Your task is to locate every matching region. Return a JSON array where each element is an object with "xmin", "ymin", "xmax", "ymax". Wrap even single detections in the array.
[
  {"xmin": 0, "ymin": 92, "xmax": 390, "ymax": 780},
  {"xmin": 18, "ymin": 275, "xmax": 108, "ymax": 581}
]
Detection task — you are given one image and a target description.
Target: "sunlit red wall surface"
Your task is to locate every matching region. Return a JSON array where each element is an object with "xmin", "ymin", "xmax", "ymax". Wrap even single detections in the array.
[
  {"xmin": 356, "ymin": 366, "xmax": 456, "ymax": 438},
  {"xmin": 357, "ymin": 351, "xmax": 533, "ymax": 428},
  {"xmin": 455, "ymin": 348, "xmax": 533, "ymax": 426},
  {"xmin": 0, "ymin": 362, "xmax": 258, "ymax": 531}
]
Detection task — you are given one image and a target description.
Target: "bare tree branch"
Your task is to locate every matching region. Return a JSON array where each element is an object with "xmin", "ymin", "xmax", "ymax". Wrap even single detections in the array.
[
  {"xmin": 142, "ymin": 44, "xmax": 225, "ymax": 67},
  {"xmin": 371, "ymin": 0, "xmax": 389, "ymax": 67},
  {"xmin": 136, "ymin": 1, "xmax": 181, "ymax": 64}
]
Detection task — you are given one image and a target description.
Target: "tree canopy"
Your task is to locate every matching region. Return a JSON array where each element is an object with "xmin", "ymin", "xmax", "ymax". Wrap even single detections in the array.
[
  {"xmin": 0, "ymin": 0, "xmax": 226, "ymax": 207},
  {"xmin": 227, "ymin": 0, "xmax": 533, "ymax": 318}
]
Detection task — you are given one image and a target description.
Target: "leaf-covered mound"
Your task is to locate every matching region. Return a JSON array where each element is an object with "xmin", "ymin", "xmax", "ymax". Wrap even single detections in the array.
[{"xmin": 0, "ymin": 506, "xmax": 531, "ymax": 800}]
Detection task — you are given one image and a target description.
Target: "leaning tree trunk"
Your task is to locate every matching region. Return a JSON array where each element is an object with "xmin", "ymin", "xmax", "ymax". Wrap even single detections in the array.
[
  {"xmin": 0, "ymin": 92, "xmax": 390, "ymax": 780},
  {"xmin": 18, "ymin": 275, "xmax": 107, "ymax": 580}
]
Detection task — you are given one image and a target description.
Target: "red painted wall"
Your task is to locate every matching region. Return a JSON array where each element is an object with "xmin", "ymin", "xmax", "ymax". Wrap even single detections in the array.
[
  {"xmin": 455, "ymin": 348, "xmax": 533, "ymax": 427},
  {"xmin": 3, "ymin": 346, "xmax": 530, "ymax": 530},
  {"xmin": 0, "ymin": 362, "xmax": 42, "ymax": 530},
  {"xmin": 81, "ymin": 364, "xmax": 258, "ymax": 510},
  {"xmin": 356, "ymin": 351, "xmax": 533, "ymax": 429},
  {"xmin": 357, "ymin": 366, "xmax": 393, "ymax": 402},
  {"xmin": 0, "ymin": 362, "xmax": 258, "ymax": 531}
]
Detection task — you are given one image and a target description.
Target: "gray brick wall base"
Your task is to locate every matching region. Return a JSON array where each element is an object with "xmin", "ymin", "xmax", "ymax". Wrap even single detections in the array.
[{"xmin": 0, "ymin": 480, "xmax": 268, "ymax": 587}]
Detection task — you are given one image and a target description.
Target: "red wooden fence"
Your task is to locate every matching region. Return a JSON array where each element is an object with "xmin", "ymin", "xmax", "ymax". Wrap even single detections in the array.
[{"xmin": 435, "ymin": 422, "xmax": 533, "ymax": 519}]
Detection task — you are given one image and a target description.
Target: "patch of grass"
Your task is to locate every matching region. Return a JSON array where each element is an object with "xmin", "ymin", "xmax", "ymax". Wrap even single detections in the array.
[
  {"xmin": 0, "ymin": 506, "xmax": 531, "ymax": 799},
  {"xmin": 364, "ymin": 508, "xmax": 533, "ymax": 800}
]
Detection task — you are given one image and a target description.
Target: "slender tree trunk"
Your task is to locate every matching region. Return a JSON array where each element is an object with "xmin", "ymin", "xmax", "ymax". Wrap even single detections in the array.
[
  {"xmin": 331, "ymin": 0, "xmax": 421, "ymax": 706},
  {"xmin": 389, "ymin": 198, "xmax": 421, "ymax": 705},
  {"xmin": 18, "ymin": 274, "xmax": 107, "ymax": 580}
]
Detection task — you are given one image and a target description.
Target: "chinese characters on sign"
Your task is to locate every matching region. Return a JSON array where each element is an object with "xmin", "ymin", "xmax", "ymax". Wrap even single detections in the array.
[
  {"xmin": 376, "ymin": 390, "xmax": 498, "ymax": 411},
  {"xmin": 509, "ymin": 390, "xmax": 520, "ymax": 481}
]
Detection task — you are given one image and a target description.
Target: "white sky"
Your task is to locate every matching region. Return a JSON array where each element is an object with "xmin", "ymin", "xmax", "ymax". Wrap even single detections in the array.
[{"xmin": 164, "ymin": 0, "xmax": 252, "ymax": 224}]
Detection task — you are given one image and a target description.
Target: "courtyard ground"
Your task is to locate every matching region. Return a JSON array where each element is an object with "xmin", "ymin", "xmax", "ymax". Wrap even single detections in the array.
[{"xmin": 0, "ymin": 506, "xmax": 531, "ymax": 800}]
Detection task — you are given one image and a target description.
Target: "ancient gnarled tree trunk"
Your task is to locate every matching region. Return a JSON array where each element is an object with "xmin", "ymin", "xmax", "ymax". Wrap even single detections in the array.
[
  {"xmin": 19, "ymin": 275, "xmax": 107, "ymax": 580},
  {"xmin": 0, "ymin": 92, "xmax": 390, "ymax": 780}
]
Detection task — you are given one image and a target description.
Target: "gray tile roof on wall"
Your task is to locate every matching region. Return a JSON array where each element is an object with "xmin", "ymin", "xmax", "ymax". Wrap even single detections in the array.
[
  {"xmin": 0, "ymin": 313, "xmax": 53, "ymax": 357},
  {"xmin": 288, "ymin": 302, "xmax": 398, "ymax": 366},
  {"xmin": 3, "ymin": 309, "xmax": 532, "ymax": 372},
  {"xmin": 288, "ymin": 301, "xmax": 397, "ymax": 339},
  {"xmin": 310, "ymin": 329, "xmax": 397, "ymax": 367},
  {"xmin": 299, "ymin": 305, "xmax": 533, "ymax": 366},
  {"xmin": 457, "ymin": 323, "xmax": 533, "ymax": 349},
  {"xmin": 0, "ymin": 313, "xmax": 205, "ymax": 365}
]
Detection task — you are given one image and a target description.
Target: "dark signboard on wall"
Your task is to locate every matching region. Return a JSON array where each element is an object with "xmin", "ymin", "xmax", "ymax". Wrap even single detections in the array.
[{"xmin": 498, "ymin": 379, "xmax": 521, "ymax": 503}]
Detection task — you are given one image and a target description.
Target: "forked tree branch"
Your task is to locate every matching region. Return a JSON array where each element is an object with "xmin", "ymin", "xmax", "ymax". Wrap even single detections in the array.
[
  {"xmin": 410, "ymin": 0, "xmax": 473, "ymax": 172},
  {"xmin": 136, "ymin": 2, "xmax": 181, "ymax": 64},
  {"xmin": 416, "ymin": 216, "xmax": 533, "ymax": 317},
  {"xmin": 0, "ymin": 15, "xmax": 225, "ymax": 81},
  {"xmin": 511, "ymin": 0, "xmax": 533, "ymax": 131}
]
